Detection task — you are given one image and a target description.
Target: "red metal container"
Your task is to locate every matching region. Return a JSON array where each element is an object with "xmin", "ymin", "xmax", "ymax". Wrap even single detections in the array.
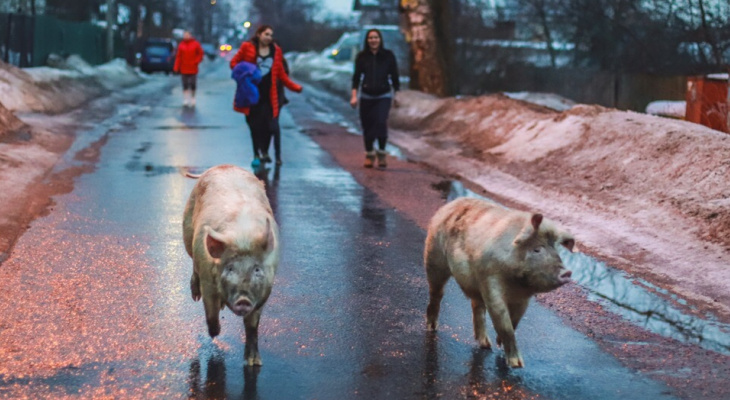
[{"xmin": 685, "ymin": 74, "xmax": 729, "ymax": 133}]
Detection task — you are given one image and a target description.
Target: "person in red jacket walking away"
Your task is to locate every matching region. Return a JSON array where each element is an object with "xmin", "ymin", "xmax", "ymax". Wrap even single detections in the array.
[
  {"xmin": 174, "ymin": 31, "xmax": 204, "ymax": 107},
  {"xmin": 230, "ymin": 25, "xmax": 303, "ymax": 168}
]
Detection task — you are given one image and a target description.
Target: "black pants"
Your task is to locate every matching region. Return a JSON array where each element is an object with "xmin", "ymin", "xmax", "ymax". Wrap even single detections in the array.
[
  {"xmin": 359, "ymin": 97, "xmax": 391, "ymax": 152},
  {"xmin": 245, "ymin": 99, "xmax": 280, "ymax": 158},
  {"xmin": 181, "ymin": 74, "xmax": 197, "ymax": 91}
]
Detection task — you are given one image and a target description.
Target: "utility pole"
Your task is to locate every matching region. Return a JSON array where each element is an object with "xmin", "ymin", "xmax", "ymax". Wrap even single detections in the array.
[{"xmin": 106, "ymin": 0, "xmax": 115, "ymax": 61}]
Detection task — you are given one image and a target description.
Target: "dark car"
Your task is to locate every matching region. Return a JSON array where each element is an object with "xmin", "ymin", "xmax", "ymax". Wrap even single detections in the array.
[{"xmin": 140, "ymin": 38, "xmax": 176, "ymax": 74}]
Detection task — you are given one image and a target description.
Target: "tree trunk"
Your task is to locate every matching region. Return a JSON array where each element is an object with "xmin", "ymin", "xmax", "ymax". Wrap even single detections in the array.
[{"xmin": 400, "ymin": 0, "xmax": 449, "ymax": 97}]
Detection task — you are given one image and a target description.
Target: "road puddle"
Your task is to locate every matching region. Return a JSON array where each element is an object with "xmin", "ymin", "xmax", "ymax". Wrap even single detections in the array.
[{"xmin": 437, "ymin": 180, "xmax": 730, "ymax": 355}]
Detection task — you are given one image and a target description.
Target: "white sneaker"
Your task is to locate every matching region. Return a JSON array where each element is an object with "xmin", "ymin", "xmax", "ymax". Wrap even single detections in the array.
[
  {"xmin": 183, "ymin": 90, "xmax": 190, "ymax": 107},
  {"xmin": 190, "ymin": 97, "xmax": 196, "ymax": 107}
]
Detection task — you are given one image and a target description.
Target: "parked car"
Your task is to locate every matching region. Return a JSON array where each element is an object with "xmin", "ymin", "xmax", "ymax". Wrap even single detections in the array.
[
  {"xmin": 201, "ymin": 43, "xmax": 217, "ymax": 61},
  {"xmin": 326, "ymin": 31, "xmax": 360, "ymax": 62},
  {"xmin": 140, "ymin": 38, "xmax": 176, "ymax": 74}
]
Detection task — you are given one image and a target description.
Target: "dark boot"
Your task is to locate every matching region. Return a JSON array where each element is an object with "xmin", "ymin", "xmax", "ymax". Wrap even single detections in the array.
[
  {"xmin": 376, "ymin": 150, "xmax": 387, "ymax": 168},
  {"xmin": 364, "ymin": 151, "xmax": 375, "ymax": 168}
]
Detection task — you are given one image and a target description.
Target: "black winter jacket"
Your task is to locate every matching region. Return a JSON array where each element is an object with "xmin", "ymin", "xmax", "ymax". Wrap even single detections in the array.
[{"xmin": 351, "ymin": 48, "xmax": 400, "ymax": 96}]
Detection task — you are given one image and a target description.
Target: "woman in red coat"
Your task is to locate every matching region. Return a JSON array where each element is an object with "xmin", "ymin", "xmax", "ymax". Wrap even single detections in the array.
[
  {"xmin": 174, "ymin": 31, "xmax": 204, "ymax": 107},
  {"xmin": 230, "ymin": 25, "xmax": 303, "ymax": 167}
]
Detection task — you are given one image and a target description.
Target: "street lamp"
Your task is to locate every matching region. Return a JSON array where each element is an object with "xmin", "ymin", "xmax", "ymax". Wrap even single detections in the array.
[{"xmin": 243, "ymin": 21, "xmax": 251, "ymax": 29}]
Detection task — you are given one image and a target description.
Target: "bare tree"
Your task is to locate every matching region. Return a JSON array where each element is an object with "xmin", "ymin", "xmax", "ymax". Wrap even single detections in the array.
[
  {"xmin": 515, "ymin": 0, "xmax": 558, "ymax": 67},
  {"xmin": 46, "ymin": 0, "xmax": 101, "ymax": 20}
]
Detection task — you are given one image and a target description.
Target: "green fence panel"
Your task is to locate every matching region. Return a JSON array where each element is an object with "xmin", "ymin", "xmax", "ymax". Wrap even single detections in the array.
[{"xmin": 32, "ymin": 15, "xmax": 125, "ymax": 66}]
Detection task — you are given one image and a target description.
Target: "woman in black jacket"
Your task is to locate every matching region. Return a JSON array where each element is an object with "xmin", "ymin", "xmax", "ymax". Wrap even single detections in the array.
[{"xmin": 350, "ymin": 29, "xmax": 400, "ymax": 168}]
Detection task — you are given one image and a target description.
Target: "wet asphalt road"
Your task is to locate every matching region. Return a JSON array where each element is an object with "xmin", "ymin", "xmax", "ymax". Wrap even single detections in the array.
[{"xmin": 0, "ymin": 62, "xmax": 680, "ymax": 399}]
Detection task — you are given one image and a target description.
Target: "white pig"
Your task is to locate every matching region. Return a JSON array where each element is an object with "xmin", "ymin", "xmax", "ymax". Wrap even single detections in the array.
[
  {"xmin": 183, "ymin": 164, "xmax": 279, "ymax": 366},
  {"xmin": 424, "ymin": 197, "xmax": 574, "ymax": 368}
]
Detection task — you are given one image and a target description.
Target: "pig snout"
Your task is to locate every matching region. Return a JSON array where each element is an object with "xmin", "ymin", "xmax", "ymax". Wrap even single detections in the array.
[
  {"xmin": 230, "ymin": 297, "xmax": 254, "ymax": 316},
  {"xmin": 559, "ymin": 268, "xmax": 572, "ymax": 283}
]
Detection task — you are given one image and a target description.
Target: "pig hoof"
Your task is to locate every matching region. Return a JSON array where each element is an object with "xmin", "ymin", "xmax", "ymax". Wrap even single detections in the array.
[
  {"xmin": 507, "ymin": 356, "xmax": 524, "ymax": 368},
  {"xmin": 478, "ymin": 338, "xmax": 492, "ymax": 349},
  {"xmin": 207, "ymin": 321, "xmax": 221, "ymax": 337},
  {"xmin": 246, "ymin": 355, "xmax": 262, "ymax": 366},
  {"xmin": 426, "ymin": 319, "xmax": 438, "ymax": 331},
  {"xmin": 496, "ymin": 335, "xmax": 502, "ymax": 347},
  {"xmin": 190, "ymin": 284, "xmax": 201, "ymax": 302}
]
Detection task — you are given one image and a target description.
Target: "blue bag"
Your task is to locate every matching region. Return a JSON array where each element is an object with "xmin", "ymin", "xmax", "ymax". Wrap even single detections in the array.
[{"xmin": 231, "ymin": 61, "xmax": 262, "ymax": 108}]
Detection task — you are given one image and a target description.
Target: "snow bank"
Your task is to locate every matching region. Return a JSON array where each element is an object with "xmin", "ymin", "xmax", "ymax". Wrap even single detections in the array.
[
  {"xmin": 391, "ymin": 90, "xmax": 730, "ymax": 247},
  {"xmin": 0, "ymin": 102, "xmax": 27, "ymax": 137},
  {"xmin": 290, "ymin": 50, "xmax": 578, "ymax": 112},
  {"xmin": 0, "ymin": 56, "xmax": 144, "ymax": 114},
  {"xmin": 504, "ymin": 91, "xmax": 576, "ymax": 111},
  {"xmin": 288, "ymin": 51, "xmax": 353, "ymax": 99},
  {"xmin": 645, "ymin": 100, "xmax": 686, "ymax": 119}
]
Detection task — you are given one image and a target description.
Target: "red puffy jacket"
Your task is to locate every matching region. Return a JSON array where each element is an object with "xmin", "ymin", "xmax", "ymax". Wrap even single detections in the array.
[
  {"xmin": 174, "ymin": 38, "xmax": 204, "ymax": 75},
  {"xmin": 229, "ymin": 41, "xmax": 302, "ymax": 117}
]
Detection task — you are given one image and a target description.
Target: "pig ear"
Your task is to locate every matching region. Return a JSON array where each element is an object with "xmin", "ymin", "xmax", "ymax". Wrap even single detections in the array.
[
  {"xmin": 205, "ymin": 227, "xmax": 227, "ymax": 260},
  {"xmin": 531, "ymin": 214, "xmax": 543, "ymax": 230},
  {"xmin": 259, "ymin": 219, "xmax": 275, "ymax": 252},
  {"xmin": 513, "ymin": 213, "xmax": 542, "ymax": 246},
  {"xmin": 561, "ymin": 238, "xmax": 575, "ymax": 252}
]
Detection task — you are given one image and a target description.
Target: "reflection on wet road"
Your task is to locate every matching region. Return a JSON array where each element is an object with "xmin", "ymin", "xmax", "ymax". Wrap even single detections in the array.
[{"xmin": 0, "ymin": 64, "xmax": 677, "ymax": 399}]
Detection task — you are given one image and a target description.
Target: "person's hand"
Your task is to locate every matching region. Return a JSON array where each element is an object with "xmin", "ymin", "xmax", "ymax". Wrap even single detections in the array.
[{"xmin": 350, "ymin": 96, "xmax": 358, "ymax": 109}]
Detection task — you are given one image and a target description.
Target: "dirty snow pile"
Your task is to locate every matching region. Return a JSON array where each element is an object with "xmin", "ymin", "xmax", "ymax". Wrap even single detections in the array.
[
  {"xmin": 645, "ymin": 100, "xmax": 686, "ymax": 119},
  {"xmin": 390, "ymin": 91, "xmax": 730, "ymax": 249},
  {"xmin": 503, "ymin": 91, "xmax": 576, "ymax": 111},
  {"xmin": 0, "ymin": 102, "xmax": 27, "ymax": 137},
  {"xmin": 0, "ymin": 55, "xmax": 144, "ymax": 115},
  {"xmin": 288, "ymin": 51, "xmax": 354, "ymax": 99},
  {"xmin": 289, "ymin": 50, "xmax": 576, "ymax": 111}
]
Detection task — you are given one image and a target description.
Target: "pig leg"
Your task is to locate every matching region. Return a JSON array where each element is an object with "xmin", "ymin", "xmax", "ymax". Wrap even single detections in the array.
[
  {"xmin": 182, "ymin": 190, "xmax": 196, "ymax": 258},
  {"xmin": 482, "ymin": 281, "xmax": 524, "ymax": 368},
  {"xmin": 244, "ymin": 309, "xmax": 263, "ymax": 366},
  {"xmin": 497, "ymin": 300, "xmax": 529, "ymax": 347},
  {"xmin": 425, "ymin": 247, "xmax": 450, "ymax": 331},
  {"xmin": 471, "ymin": 298, "xmax": 492, "ymax": 349},
  {"xmin": 201, "ymin": 282, "xmax": 222, "ymax": 337},
  {"xmin": 190, "ymin": 272, "xmax": 201, "ymax": 301}
]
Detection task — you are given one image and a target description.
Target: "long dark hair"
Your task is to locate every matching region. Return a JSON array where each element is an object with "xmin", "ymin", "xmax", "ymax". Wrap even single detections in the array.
[
  {"xmin": 251, "ymin": 25, "xmax": 274, "ymax": 45},
  {"xmin": 362, "ymin": 29, "xmax": 384, "ymax": 51}
]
